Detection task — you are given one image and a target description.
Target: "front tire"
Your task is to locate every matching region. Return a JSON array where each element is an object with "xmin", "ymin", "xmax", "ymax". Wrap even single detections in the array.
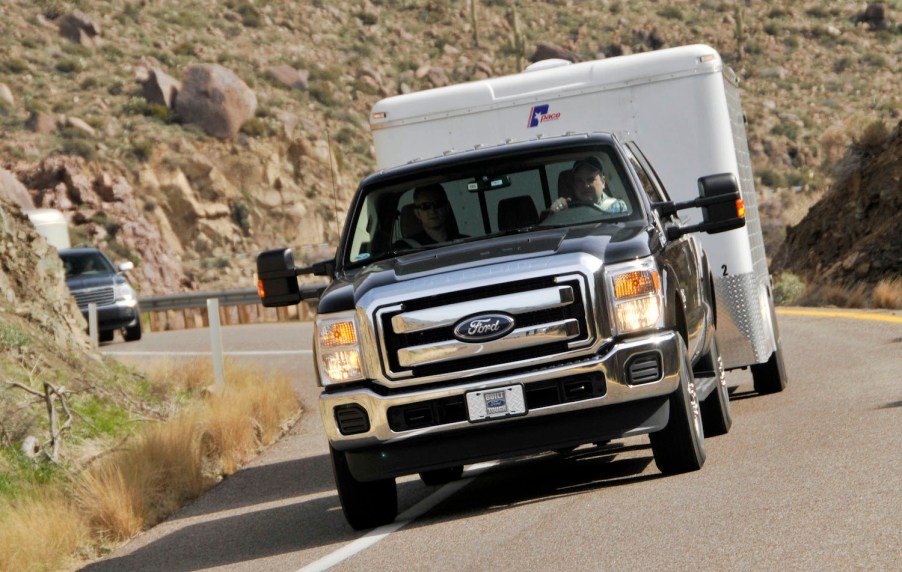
[
  {"xmin": 650, "ymin": 339, "xmax": 706, "ymax": 475},
  {"xmin": 330, "ymin": 446, "xmax": 397, "ymax": 530},
  {"xmin": 699, "ymin": 332, "xmax": 732, "ymax": 436},
  {"xmin": 123, "ymin": 319, "xmax": 142, "ymax": 342}
]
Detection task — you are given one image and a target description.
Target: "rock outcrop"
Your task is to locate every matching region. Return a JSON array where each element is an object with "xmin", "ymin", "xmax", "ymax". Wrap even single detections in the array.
[{"xmin": 773, "ymin": 121, "xmax": 902, "ymax": 285}]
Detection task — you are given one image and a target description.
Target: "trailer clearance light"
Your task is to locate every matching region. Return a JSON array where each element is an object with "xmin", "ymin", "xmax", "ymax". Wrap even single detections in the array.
[
  {"xmin": 607, "ymin": 261, "xmax": 664, "ymax": 336},
  {"xmin": 317, "ymin": 314, "xmax": 365, "ymax": 385}
]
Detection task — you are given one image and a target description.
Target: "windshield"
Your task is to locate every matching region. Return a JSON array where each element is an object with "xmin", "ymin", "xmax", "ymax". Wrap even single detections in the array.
[
  {"xmin": 60, "ymin": 251, "xmax": 116, "ymax": 278},
  {"xmin": 343, "ymin": 146, "xmax": 643, "ymax": 268}
]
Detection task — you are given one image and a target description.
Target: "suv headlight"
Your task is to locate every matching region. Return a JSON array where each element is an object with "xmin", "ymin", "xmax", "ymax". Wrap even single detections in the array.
[
  {"xmin": 316, "ymin": 312, "xmax": 365, "ymax": 385},
  {"xmin": 113, "ymin": 282, "xmax": 137, "ymax": 304},
  {"xmin": 605, "ymin": 258, "xmax": 664, "ymax": 336}
]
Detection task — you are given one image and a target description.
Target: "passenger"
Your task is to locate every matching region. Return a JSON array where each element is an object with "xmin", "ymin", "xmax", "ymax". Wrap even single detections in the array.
[
  {"xmin": 547, "ymin": 157, "xmax": 627, "ymax": 214},
  {"xmin": 406, "ymin": 184, "xmax": 467, "ymax": 245}
]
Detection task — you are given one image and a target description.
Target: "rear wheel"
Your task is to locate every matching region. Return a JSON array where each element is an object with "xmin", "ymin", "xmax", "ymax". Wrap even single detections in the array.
[
  {"xmin": 650, "ymin": 339, "xmax": 706, "ymax": 475},
  {"xmin": 123, "ymin": 320, "xmax": 142, "ymax": 342},
  {"xmin": 752, "ymin": 293, "xmax": 788, "ymax": 395},
  {"xmin": 419, "ymin": 465, "xmax": 464, "ymax": 486},
  {"xmin": 330, "ymin": 446, "xmax": 397, "ymax": 531},
  {"xmin": 699, "ymin": 332, "xmax": 732, "ymax": 436}
]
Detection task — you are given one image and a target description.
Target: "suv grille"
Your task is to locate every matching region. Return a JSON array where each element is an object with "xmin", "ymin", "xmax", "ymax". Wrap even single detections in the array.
[
  {"xmin": 378, "ymin": 275, "xmax": 591, "ymax": 380},
  {"xmin": 72, "ymin": 287, "xmax": 115, "ymax": 309}
]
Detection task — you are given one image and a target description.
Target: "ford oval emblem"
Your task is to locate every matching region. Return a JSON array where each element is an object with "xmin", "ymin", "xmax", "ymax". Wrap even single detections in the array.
[{"xmin": 453, "ymin": 313, "xmax": 516, "ymax": 342}]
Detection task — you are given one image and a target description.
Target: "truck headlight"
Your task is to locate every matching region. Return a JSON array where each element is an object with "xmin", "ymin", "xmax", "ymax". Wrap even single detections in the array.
[
  {"xmin": 606, "ymin": 259, "xmax": 663, "ymax": 335},
  {"xmin": 316, "ymin": 313, "xmax": 365, "ymax": 385},
  {"xmin": 113, "ymin": 282, "xmax": 137, "ymax": 305}
]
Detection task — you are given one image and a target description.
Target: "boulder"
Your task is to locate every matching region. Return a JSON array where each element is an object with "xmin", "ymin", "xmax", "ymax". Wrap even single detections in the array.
[
  {"xmin": 0, "ymin": 168, "xmax": 34, "ymax": 210},
  {"xmin": 267, "ymin": 65, "xmax": 309, "ymax": 91},
  {"xmin": 57, "ymin": 10, "xmax": 101, "ymax": 47},
  {"xmin": 529, "ymin": 42, "xmax": 579, "ymax": 63},
  {"xmin": 66, "ymin": 116, "xmax": 96, "ymax": 138},
  {"xmin": 175, "ymin": 64, "xmax": 257, "ymax": 139},
  {"xmin": 0, "ymin": 83, "xmax": 13, "ymax": 107},
  {"xmin": 142, "ymin": 68, "xmax": 181, "ymax": 109},
  {"xmin": 25, "ymin": 111, "xmax": 57, "ymax": 133}
]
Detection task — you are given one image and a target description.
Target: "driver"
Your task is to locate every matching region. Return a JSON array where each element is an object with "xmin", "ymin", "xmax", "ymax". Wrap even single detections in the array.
[{"xmin": 548, "ymin": 157, "xmax": 627, "ymax": 214}]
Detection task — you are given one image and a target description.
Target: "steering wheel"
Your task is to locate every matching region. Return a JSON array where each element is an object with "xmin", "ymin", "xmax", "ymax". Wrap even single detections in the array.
[{"xmin": 566, "ymin": 200, "xmax": 605, "ymax": 212}]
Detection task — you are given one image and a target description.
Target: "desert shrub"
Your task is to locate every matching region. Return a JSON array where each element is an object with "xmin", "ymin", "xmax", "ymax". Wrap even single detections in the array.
[
  {"xmin": 60, "ymin": 138, "xmax": 96, "ymax": 160},
  {"xmin": 55, "ymin": 58, "xmax": 86, "ymax": 74},
  {"xmin": 862, "ymin": 52, "xmax": 887, "ymax": 68},
  {"xmin": 239, "ymin": 117, "xmax": 267, "ymax": 137},
  {"xmin": 757, "ymin": 168, "xmax": 785, "ymax": 188},
  {"xmin": 872, "ymin": 278, "xmax": 902, "ymax": 309},
  {"xmin": 131, "ymin": 140, "xmax": 154, "ymax": 162},
  {"xmin": 657, "ymin": 5, "xmax": 683, "ymax": 20},
  {"xmin": 833, "ymin": 56, "xmax": 854, "ymax": 73},
  {"xmin": 230, "ymin": 201, "xmax": 251, "ymax": 234},
  {"xmin": 2, "ymin": 57, "xmax": 30, "ymax": 74},
  {"xmin": 773, "ymin": 273, "xmax": 806, "ymax": 305}
]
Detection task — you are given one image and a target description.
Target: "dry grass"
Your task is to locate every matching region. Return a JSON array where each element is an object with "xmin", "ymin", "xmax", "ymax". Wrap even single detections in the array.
[
  {"xmin": 0, "ymin": 491, "xmax": 88, "ymax": 572},
  {"xmin": 798, "ymin": 282, "xmax": 870, "ymax": 308},
  {"xmin": 872, "ymin": 278, "xmax": 902, "ymax": 309},
  {"xmin": 0, "ymin": 363, "xmax": 299, "ymax": 571}
]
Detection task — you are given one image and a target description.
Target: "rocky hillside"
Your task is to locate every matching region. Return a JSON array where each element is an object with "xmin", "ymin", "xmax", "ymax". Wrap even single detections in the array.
[
  {"xmin": 773, "ymin": 120, "xmax": 901, "ymax": 286},
  {"xmin": 0, "ymin": 1, "xmax": 899, "ymax": 293}
]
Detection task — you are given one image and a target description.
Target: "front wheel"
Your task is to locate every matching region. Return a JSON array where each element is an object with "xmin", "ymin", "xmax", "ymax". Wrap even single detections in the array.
[
  {"xmin": 330, "ymin": 446, "xmax": 397, "ymax": 531},
  {"xmin": 123, "ymin": 319, "xmax": 142, "ymax": 342},
  {"xmin": 650, "ymin": 339, "xmax": 706, "ymax": 475}
]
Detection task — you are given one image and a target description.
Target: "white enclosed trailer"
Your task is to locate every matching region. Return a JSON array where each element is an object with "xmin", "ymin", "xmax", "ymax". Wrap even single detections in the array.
[{"xmin": 370, "ymin": 44, "xmax": 786, "ymax": 388}]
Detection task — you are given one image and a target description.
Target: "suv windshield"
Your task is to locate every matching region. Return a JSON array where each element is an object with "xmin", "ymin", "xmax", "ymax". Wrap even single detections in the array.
[
  {"xmin": 344, "ymin": 146, "xmax": 641, "ymax": 267},
  {"xmin": 60, "ymin": 251, "xmax": 116, "ymax": 278}
]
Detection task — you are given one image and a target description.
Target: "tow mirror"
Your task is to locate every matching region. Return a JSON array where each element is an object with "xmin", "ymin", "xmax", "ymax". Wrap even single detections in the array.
[
  {"xmin": 655, "ymin": 173, "xmax": 746, "ymax": 240},
  {"xmin": 257, "ymin": 248, "xmax": 303, "ymax": 307},
  {"xmin": 118, "ymin": 261, "xmax": 134, "ymax": 273}
]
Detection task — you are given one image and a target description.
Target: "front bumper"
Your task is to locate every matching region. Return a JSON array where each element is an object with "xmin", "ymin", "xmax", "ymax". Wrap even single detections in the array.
[
  {"xmin": 79, "ymin": 300, "xmax": 139, "ymax": 332},
  {"xmin": 320, "ymin": 330, "xmax": 683, "ymax": 481}
]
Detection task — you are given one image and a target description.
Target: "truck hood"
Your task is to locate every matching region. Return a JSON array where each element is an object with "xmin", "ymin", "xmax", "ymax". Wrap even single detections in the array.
[
  {"xmin": 66, "ymin": 273, "xmax": 127, "ymax": 291},
  {"xmin": 319, "ymin": 221, "xmax": 657, "ymax": 314}
]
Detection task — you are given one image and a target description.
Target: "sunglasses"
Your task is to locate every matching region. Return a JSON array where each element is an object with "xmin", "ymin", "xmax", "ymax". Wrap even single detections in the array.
[{"xmin": 414, "ymin": 201, "xmax": 448, "ymax": 211}]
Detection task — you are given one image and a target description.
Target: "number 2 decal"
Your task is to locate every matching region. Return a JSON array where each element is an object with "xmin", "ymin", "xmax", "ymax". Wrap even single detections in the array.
[{"xmin": 721, "ymin": 265, "xmax": 728, "ymax": 276}]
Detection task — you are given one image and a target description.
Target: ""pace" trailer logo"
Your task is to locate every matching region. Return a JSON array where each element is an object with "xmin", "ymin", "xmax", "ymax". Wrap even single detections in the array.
[{"xmin": 527, "ymin": 104, "xmax": 561, "ymax": 128}]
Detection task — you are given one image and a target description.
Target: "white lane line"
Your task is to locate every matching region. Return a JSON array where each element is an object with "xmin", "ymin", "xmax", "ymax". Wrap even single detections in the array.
[
  {"xmin": 298, "ymin": 461, "xmax": 499, "ymax": 572},
  {"xmin": 101, "ymin": 350, "xmax": 312, "ymax": 356}
]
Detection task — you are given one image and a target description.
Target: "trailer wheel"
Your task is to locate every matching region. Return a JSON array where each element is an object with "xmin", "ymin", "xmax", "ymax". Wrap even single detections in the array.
[
  {"xmin": 419, "ymin": 465, "xmax": 464, "ymax": 486},
  {"xmin": 330, "ymin": 445, "xmax": 397, "ymax": 530},
  {"xmin": 752, "ymin": 293, "xmax": 788, "ymax": 395},
  {"xmin": 699, "ymin": 331, "xmax": 732, "ymax": 436},
  {"xmin": 650, "ymin": 339, "xmax": 706, "ymax": 475}
]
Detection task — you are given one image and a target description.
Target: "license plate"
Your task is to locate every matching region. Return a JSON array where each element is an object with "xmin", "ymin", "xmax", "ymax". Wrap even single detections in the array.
[{"xmin": 466, "ymin": 385, "xmax": 527, "ymax": 422}]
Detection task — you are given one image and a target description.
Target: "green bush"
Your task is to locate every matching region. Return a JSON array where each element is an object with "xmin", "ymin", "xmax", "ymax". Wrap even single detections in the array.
[
  {"xmin": 773, "ymin": 273, "xmax": 806, "ymax": 305},
  {"xmin": 132, "ymin": 140, "xmax": 154, "ymax": 162},
  {"xmin": 55, "ymin": 59, "xmax": 85, "ymax": 74},
  {"xmin": 60, "ymin": 139, "xmax": 96, "ymax": 160},
  {"xmin": 240, "ymin": 117, "xmax": 267, "ymax": 137},
  {"xmin": 657, "ymin": 6, "xmax": 684, "ymax": 20}
]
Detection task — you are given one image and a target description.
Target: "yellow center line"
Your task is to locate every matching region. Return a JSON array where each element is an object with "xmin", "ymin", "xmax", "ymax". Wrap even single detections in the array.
[{"xmin": 777, "ymin": 308, "xmax": 902, "ymax": 324}]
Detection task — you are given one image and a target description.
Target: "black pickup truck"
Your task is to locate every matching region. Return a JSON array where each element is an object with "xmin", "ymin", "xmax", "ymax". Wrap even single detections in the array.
[{"xmin": 258, "ymin": 133, "xmax": 744, "ymax": 529}]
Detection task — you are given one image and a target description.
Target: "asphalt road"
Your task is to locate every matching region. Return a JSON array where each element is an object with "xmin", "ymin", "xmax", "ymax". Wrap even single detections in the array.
[{"xmin": 86, "ymin": 309, "xmax": 902, "ymax": 571}]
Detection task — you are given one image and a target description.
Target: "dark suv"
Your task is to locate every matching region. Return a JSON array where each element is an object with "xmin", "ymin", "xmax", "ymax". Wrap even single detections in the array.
[{"xmin": 58, "ymin": 247, "xmax": 142, "ymax": 342}]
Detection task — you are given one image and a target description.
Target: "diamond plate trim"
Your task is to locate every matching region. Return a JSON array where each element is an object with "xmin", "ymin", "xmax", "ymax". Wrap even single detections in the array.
[{"xmin": 714, "ymin": 272, "xmax": 773, "ymax": 369}]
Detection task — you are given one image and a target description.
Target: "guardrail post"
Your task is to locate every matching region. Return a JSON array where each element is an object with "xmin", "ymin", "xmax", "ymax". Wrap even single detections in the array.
[
  {"xmin": 88, "ymin": 303, "xmax": 98, "ymax": 346},
  {"xmin": 207, "ymin": 298, "xmax": 226, "ymax": 391}
]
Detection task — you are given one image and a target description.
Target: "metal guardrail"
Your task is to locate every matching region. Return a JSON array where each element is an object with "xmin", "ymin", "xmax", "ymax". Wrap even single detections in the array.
[{"xmin": 137, "ymin": 284, "xmax": 327, "ymax": 312}]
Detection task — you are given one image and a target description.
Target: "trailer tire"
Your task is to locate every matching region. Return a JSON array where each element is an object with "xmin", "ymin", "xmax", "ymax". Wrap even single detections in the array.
[
  {"xmin": 752, "ymin": 293, "xmax": 788, "ymax": 395},
  {"xmin": 699, "ymin": 332, "xmax": 732, "ymax": 436},
  {"xmin": 331, "ymin": 446, "xmax": 397, "ymax": 530},
  {"xmin": 419, "ymin": 465, "xmax": 464, "ymax": 486},
  {"xmin": 650, "ymin": 339, "xmax": 706, "ymax": 475}
]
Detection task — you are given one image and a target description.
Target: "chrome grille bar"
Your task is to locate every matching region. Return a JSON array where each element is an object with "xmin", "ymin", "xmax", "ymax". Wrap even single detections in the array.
[
  {"xmin": 397, "ymin": 319, "xmax": 580, "ymax": 368},
  {"xmin": 391, "ymin": 285, "xmax": 574, "ymax": 335}
]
